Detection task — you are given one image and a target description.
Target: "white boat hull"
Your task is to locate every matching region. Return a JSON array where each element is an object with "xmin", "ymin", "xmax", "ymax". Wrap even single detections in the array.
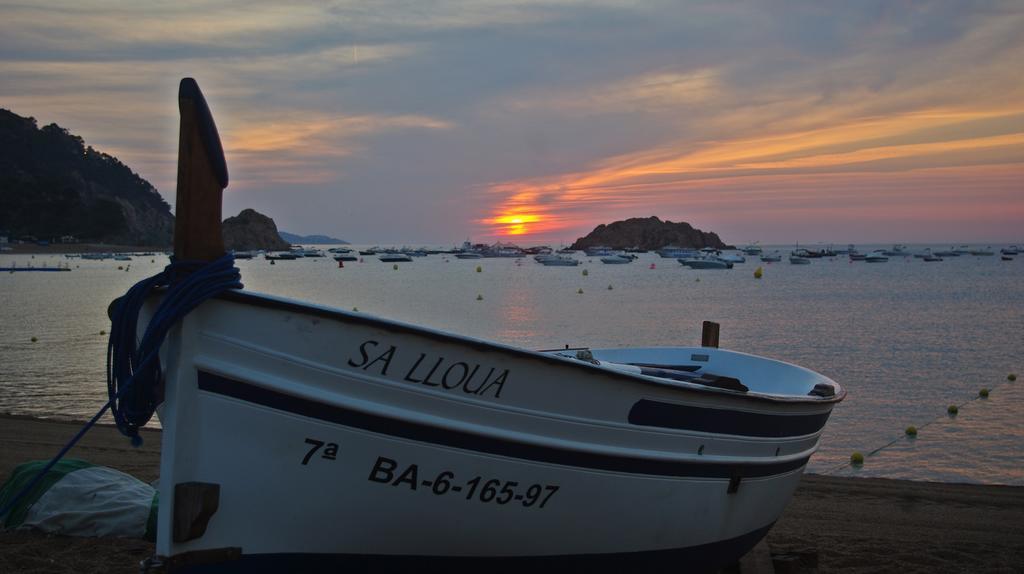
[{"xmin": 152, "ymin": 291, "xmax": 839, "ymax": 572}]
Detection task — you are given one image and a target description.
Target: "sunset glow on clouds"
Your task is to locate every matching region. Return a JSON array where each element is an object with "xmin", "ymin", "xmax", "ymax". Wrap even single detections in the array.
[{"xmin": 1, "ymin": 1, "xmax": 1021, "ymax": 244}]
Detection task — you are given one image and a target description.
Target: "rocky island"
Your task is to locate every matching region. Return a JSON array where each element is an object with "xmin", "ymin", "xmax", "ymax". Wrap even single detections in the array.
[
  {"xmin": 222, "ymin": 209, "xmax": 291, "ymax": 252},
  {"xmin": 571, "ymin": 216, "xmax": 729, "ymax": 251}
]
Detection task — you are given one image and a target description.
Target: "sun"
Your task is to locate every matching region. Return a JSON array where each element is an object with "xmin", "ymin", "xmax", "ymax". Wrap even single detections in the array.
[{"xmin": 490, "ymin": 213, "xmax": 542, "ymax": 236}]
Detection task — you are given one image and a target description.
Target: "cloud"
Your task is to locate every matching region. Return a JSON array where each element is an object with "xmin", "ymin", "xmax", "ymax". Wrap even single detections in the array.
[{"xmin": 1, "ymin": 1, "xmax": 1022, "ymax": 243}]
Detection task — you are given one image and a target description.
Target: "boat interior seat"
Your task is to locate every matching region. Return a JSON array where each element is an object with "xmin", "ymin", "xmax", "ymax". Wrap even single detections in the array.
[{"xmin": 636, "ymin": 366, "xmax": 749, "ymax": 393}]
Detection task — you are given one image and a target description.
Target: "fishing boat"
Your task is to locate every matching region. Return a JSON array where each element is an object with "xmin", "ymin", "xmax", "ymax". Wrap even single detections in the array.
[
  {"xmin": 864, "ymin": 251, "xmax": 889, "ymax": 263},
  {"xmin": 114, "ymin": 79, "xmax": 844, "ymax": 573}
]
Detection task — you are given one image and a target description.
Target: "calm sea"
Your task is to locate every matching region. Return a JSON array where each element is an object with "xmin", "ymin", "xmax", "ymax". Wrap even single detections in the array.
[{"xmin": 1, "ymin": 246, "xmax": 1021, "ymax": 485}]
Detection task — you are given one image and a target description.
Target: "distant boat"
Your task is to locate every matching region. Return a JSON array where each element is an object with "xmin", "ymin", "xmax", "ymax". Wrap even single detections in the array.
[
  {"xmin": 864, "ymin": 251, "xmax": 889, "ymax": 263},
  {"xmin": 933, "ymin": 249, "xmax": 959, "ymax": 257},
  {"xmin": 454, "ymin": 252, "xmax": 484, "ymax": 259},
  {"xmin": 0, "ymin": 264, "xmax": 71, "ymax": 272},
  {"xmin": 848, "ymin": 250, "xmax": 866, "ymax": 261},
  {"xmin": 232, "ymin": 251, "xmax": 255, "ymax": 259},
  {"xmin": 1002, "ymin": 255, "xmax": 1014, "ymax": 261},
  {"xmin": 679, "ymin": 256, "xmax": 733, "ymax": 269},
  {"xmin": 718, "ymin": 253, "xmax": 746, "ymax": 264},
  {"xmin": 760, "ymin": 252, "xmax": 782, "ymax": 263},
  {"xmin": 742, "ymin": 244, "xmax": 763, "ymax": 256},
  {"xmin": 600, "ymin": 255, "xmax": 633, "ymax": 264},
  {"xmin": 583, "ymin": 246, "xmax": 615, "ymax": 256},
  {"xmin": 266, "ymin": 252, "xmax": 299, "ymax": 260},
  {"xmin": 333, "ymin": 254, "xmax": 358, "ymax": 262},
  {"xmin": 970, "ymin": 247, "xmax": 995, "ymax": 256},
  {"xmin": 1001, "ymin": 246, "xmax": 1019, "ymax": 255},
  {"xmin": 378, "ymin": 253, "xmax": 413, "ymax": 262},
  {"xmin": 789, "ymin": 255, "xmax": 811, "ymax": 265},
  {"xmin": 657, "ymin": 246, "xmax": 698, "ymax": 258},
  {"xmin": 113, "ymin": 255, "xmax": 133, "ymax": 261},
  {"xmin": 538, "ymin": 255, "xmax": 580, "ymax": 266},
  {"xmin": 883, "ymin": 244, "xmax": 910, "ymax": 257},
  {"xmin": 923, "ymin": 255, "xmax": 944, "ymax": 262}
]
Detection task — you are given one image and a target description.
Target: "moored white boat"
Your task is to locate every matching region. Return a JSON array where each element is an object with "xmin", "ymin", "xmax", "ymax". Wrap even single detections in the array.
[
  {"xmin": 789, "ymin": 254, "xmax": 811, "ymax": 265},
  {"xmin": 378, "ymin": 252, "xmax": 413, "ymax": 262},
  {"xmin": 600, "ymin": 255, "xmax": 633, "ymax": 264},
  {"xmin": 536, "ymin": 254, "xmax": 580, "ymax": 266},
  {"xmin": 117, "ymin": 80, "xmax": 845, "ymax": 573},
  {"xmin": 864, "ymin": 251, "xmax": 889, "ymax": 262},
  {"xmin": 678, "ymin": 255, "xmax": 733, "ymax": 269}
]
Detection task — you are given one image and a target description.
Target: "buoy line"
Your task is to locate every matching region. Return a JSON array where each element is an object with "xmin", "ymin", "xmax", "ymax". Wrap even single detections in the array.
[{"xmin": 824, "ymin": 374, "xmax": 1019, "ymax": 474}]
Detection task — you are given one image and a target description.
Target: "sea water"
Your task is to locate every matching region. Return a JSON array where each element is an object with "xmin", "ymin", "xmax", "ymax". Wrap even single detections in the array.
[{"xmin": 1, "ymin": 246, "xmax": 1021, "ymax": 485}]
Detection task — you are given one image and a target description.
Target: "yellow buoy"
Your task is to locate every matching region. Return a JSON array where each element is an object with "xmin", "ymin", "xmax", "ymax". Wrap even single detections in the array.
[
  {"xmin": 754, "ymin": 266, "xmax": 763, "ymax": 279},
  {"xmin": 905, "ymin": 426, "xmax": 917, "ymax": 437},
  {"xmin": 947, "ymin": 405, "xmax": 959, "ymax": 415},
  {"xmin": 30, "ymin": 336, "xmax": 38, "ymax": 343},
  {"xmin": 850, "ymin": 452, "xmax": 864, "ymax": 465},
  {"xmin": 1008, "ymin": 373, "xmax": 1017, "ymax": 382},
  {"xmin": 582, "ymin": 269, "xmax": 589, "ymax": 276},
  {"xmin": 607, "ymin": 284, "xmax": 613, "ymax": 290},
  {"xmin": 476, "ymin": 294, "xmax": 483, "ymax": 301},
  {"xmin": 577, "ymin": 288, "xmax": 584, "ymax": 294},
  {"xmin": 100, "ymin": 330, "xmax": 106, "ymax": 335},
  {"xmin": 352, "ymin": 307, "xmax": 358, "ymax": 312},
  {"xmin": 476, "ymin": 265, "xmax": 482, "ymax": 273},
  {"xmin": 979, "ymin": 388, "xmax": 990, "ymax": 398}
]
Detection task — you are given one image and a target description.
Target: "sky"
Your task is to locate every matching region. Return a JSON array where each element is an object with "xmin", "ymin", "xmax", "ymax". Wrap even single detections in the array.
[{"xmin": 1, "ymin": 1, "xmax": 1022, "ymax": 246}]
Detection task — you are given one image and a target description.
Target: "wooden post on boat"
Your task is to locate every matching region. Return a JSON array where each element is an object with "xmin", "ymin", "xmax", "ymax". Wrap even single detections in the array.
[
  {"xmin": 174, "ymin": 78, "xmax": 228, "ymax": 261},
  {"xmin": 701, "ymin": 321, "xmax": 720, "ymax": 348}
]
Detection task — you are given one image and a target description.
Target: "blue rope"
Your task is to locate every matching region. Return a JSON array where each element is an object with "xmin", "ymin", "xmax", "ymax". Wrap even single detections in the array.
[{"xmin": 0, "ymin": 254, "xmax": 242, "ymax": 521}]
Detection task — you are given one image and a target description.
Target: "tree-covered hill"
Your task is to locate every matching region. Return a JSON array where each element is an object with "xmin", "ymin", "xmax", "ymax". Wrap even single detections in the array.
[{"xmin": 0, "ymin": 109, "xmax": 172, "ymax": 245}]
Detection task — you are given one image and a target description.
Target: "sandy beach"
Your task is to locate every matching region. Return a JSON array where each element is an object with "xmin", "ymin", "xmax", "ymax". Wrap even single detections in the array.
[{"xmin": 1, "ymin": 414, "xmax": 1021, "ymax": 573}]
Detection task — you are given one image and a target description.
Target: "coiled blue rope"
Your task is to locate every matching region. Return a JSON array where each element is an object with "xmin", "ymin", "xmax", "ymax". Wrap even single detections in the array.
[
  {"xmin": 107, "ymin": 253, "xmax": 243, "ymax": 443},
  {"xmin": 0, "ymin": 254, "xmax": 242, "ymax": 521}
]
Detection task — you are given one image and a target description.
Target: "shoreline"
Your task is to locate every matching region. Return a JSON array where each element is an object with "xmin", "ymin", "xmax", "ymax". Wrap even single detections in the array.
[
  {"xmin": 1, "ymin": 243, "xmax": 169, "ymax": 255},
  {"xmin": 2, "ymin": 414, "xmax": 1022, "ymax": 573}
]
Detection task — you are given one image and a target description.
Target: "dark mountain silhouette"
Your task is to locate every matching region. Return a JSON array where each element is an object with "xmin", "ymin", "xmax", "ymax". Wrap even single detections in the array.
[{"xmin": 0, "ymin": 109, "xmax": 173, "ymax": 245}]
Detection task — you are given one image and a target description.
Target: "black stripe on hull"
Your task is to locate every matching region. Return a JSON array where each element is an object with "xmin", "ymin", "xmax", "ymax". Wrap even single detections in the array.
[
  {"xmin": 629, "ymin": 399, "xmax": 831, "ymax": 438},
  {"xmin": 173, "ymin": 522, "xmax": 776, "ymax": 574},
  {"xmin": 197, "ymin": 371, "xmax": 809, "ymax": 479}
]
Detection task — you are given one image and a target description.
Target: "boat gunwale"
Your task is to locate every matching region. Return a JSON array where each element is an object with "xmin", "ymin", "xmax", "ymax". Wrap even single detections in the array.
[{"xmin": 212, "ymin": 289, "xmax": 846, "ymax": 406}]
